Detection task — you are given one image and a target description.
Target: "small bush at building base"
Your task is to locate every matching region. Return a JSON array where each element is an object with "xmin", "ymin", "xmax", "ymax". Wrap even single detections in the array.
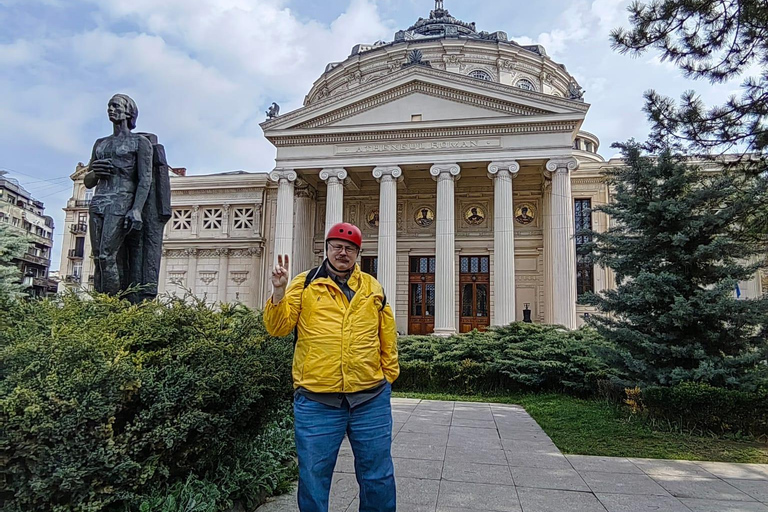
[
  {"xmin": 395, "ymin": 323, "xmax": 622, "ymax": 395},
  {"xmin": 639, "ymin": 382, "xmax": 768, "ymax": 438},
  {"xmin": 0, "ymin": 293, "xmax": 296, "ymax": 512}
]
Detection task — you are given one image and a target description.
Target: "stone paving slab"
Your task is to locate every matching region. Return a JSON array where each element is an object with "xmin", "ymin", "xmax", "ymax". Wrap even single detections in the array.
[{"xmin": 256, "ymin": 398, "xmax": 768, "ymax": 512}]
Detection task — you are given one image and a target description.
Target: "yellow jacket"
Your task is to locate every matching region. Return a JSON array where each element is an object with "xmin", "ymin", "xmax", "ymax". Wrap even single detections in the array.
[{"xmin": 264, "ymin": 264, "xmax": 399, "ymax": 393}]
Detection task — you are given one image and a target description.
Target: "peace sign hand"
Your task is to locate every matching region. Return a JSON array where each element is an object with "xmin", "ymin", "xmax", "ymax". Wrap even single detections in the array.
[{"xmin": 271, "ymin": 254, "xmax": 290, "ymax": 302}]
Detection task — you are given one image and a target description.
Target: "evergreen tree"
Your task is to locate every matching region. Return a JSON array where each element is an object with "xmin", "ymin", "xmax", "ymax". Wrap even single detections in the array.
[
  {"xmin": 583, "ymin": 141, "xmax": 768, "ymax": 390},
  {"xmin": 611, "ymin": 0, "xmax": 768, "ymax": 156},
  {"xmin": 0, "ymin": 223, "xmax": 30, "ymax": 298}
]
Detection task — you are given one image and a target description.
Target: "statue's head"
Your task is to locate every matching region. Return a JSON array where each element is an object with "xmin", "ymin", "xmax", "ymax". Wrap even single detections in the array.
[{"xmin": 108, "ymin": 94, "xmax": 139, "ymax": 130}]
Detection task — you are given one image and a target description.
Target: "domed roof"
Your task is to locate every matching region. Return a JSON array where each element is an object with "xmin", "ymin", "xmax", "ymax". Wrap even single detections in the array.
[
  {"xmin": 304, "ymin": 1, "xmax": 585, "ymax": 106},
  {"xmin": 390, "ymin": 1, "xmax": 547, "ymax": 57},
  {"xmin": 407, "ymin": 1, "xmax": 478, "ymax": 38}
]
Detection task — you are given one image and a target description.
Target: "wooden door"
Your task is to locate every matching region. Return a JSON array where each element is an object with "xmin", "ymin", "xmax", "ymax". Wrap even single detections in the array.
[
  {"xmin": 459, "ymin": 256, "xmax": 490, "ymax": 333},
  {"xmin": 408, "ymin": 256, "xmax": 435, "ymax": 335},
  {"xmin": 361, "ymin": 256, "xmax": 378, "ymax": 278}
]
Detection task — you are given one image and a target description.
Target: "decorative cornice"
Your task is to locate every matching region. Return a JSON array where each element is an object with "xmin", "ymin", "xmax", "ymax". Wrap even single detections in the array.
[
  {"xmin": 230, "ymin": 270, "xmax": 249, "ymax": 285},
  {"xmin": 497, "ymin": 58, "xmax": 515, "ymax": 71},
  {"xmin": 295, "ymin": 187, "xmax": 317, "ymax": 199},
  {"xmin": 272, "ymin": 121, "xmax": 579, "ymax": 147},
  {"xmin": 487, "ymin": 161, "xmax": 520, "ymax": 180},
  {"xmin": 430, "ymin": 164, "xmax": 461, "ymax": 182},
  {"xmin": 269, "ymin": 169, "xmax": 298, "ymax": 183},
  {"xmin": 372, "ymin": 166, "xmax": 403, "ymax": 182},
  {"xmin": 199, "ymin": 271, "xmax": 217, "ymax": 285},
  {"xmin": 319, "ymin": 168, "xmax": 348, "ymax": 182},
  {"xmin": 545, "ymin": 157, "xmax": 579, "ymax": 176}
]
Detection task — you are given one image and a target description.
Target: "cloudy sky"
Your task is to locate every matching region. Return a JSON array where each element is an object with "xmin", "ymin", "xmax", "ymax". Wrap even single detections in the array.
[{"xmin": 0, "ymin": 0, "xmax": 751, "ymax": 268}]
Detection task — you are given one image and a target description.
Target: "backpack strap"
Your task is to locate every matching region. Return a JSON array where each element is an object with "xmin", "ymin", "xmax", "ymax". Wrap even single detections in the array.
[
  {"xmin": 293, "ymin": 267, "xmax": 322, "ymax": 343},
  {"xmin": 304, "ymin": 267, "xmax": 321, "ymax": 288}
]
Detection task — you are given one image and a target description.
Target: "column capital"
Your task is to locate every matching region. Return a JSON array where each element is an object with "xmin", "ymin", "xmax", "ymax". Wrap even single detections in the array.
[
  {"xmin": 545, "ymin": 157, "xmax": 579, "ymax": 176},
  {"xmin": 430, "ymin": 163, "xmax": 461, "ymax": 182},
  {"xmin": 269, "ymin": 169, "xmax": 298, "ymax": 183},
  {"xmin": 319, "ymin": 168, "xmax": 348, "ymax": 182},
  {"xmin": 487, "ymin": 161, "xmax": 520, "ymax": 179},
  {"xmin": 372, "ymin": 166, "xmax": 403, "ymax": 182}
]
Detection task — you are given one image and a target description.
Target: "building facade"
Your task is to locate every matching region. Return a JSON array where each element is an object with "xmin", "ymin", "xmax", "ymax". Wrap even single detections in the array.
[
  {"xmin": 58, "ymin": 2, "xmax": 764, "ymax": 334},
  {"xmin": 0, "ymin": 171, "xmax": 58, "ymax": 296}
]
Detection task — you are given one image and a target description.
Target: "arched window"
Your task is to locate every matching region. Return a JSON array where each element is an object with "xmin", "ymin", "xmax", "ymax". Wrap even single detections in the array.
[
  {"xmin": 469, "ymin": 70, "xmax": 492, "ymax": 81},
  {"xmin": 516, "ymin": 78, "xmax": 536, "ymax": 91}
]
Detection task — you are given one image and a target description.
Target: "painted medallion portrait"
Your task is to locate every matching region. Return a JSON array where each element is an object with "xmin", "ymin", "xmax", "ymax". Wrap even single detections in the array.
[
  {"xmin": 366, "ymin": 209, "xmax": 380, "ymax": 228},
  {"xmin": 515, "ymin": 203, "xmax": 536, "ymax": 225},
  {"xmin": 414, "ymin": 206, "xmax": 435, "ymax": 228},
  {"xmin": 464, "ymin": 205, "xmax": 486, "ymax": 226}
]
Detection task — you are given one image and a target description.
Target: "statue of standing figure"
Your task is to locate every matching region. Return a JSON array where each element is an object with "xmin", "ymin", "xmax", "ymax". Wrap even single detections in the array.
[{"xmin": 84, "ymin": 94, "xmax": 171, "ymax": 302}]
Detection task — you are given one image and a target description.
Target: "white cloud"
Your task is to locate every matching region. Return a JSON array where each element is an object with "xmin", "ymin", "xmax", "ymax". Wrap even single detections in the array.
[{"xmin": 0, "ymin": 0, "xmax": 392, "ymax": 172}]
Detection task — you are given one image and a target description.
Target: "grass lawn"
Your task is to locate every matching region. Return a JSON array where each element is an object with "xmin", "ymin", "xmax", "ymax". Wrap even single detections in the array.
[{"xmin": 393, "ymin": 391, "xmax": 768, "ymax": 464}]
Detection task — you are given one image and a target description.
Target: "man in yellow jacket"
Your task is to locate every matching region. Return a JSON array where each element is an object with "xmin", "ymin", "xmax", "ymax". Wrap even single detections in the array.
[{"xmin": 264, "ymin": 222, "xmax": 399, "ymax": 512}]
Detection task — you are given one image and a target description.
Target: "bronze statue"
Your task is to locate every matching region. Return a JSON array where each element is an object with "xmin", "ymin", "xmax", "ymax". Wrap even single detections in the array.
[
  {"xmin": 266, "ymin": 102, "xmax": 280, "ymax": 119},
  {"xmin": 85, "ymin": 94, "xmax": 170, "ymax": 302}
]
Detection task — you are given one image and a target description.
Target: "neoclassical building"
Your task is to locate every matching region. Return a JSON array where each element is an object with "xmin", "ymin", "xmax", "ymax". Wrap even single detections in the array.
[{"xmin": 59, "ymin": 2, "xmax": 765, "ymax": 335}]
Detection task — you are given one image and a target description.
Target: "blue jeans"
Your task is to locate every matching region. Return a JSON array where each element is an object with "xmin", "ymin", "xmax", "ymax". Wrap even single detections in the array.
[{"xmin": 293, "ymin": 383, "xmax": 396, "ymax": 512}]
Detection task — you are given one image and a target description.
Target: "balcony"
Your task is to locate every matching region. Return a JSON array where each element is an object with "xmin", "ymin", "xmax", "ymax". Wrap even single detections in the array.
[
  {"xmin": 29, "ymin": 232, "xmax": 54, "ymax": 247},
  {"xmin": 65, "ymin": 274, "xmax": 82, "ymax": 283},
  {"xmin": 75, "ymin": 200, "xmax": 91, "ymax": 208},
  {"xmin": 70, "ymin": 223, "xmax": 87, "ymax": 234},
  {"xmin": 68, "ymin": 249, "xmax": 85, "ymax": 260},
  {"xmin": 20, "ymin": 252, "xmax": 51, "ymax": 267},
  {"xmin": 33, "ymin": 277, "xmax": 58, "ymax": 290}
]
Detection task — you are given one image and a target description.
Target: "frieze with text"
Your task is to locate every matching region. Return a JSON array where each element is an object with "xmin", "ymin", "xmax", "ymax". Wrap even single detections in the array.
[{"xmin": 336, "ymin": 138, "xmax": 501, "ymax": 155}]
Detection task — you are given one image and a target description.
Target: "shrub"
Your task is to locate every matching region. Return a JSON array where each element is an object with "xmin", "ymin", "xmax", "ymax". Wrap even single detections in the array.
[
  {"xmin": 0, "ymin": 293, "xmax": 296, "ymax": 512},
  {"xmin": 396, "ymin": 323, "xmax": 623, "ymax": 395},
  {"xmin": 639, "ymin": 382, "xmax": 768, "ymax": 437}
]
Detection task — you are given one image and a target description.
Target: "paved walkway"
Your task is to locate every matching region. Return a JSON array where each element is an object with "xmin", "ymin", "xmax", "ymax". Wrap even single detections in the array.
[{"xmin": 257, "ymin": 398, "xmax": 768, "ymax": 512}]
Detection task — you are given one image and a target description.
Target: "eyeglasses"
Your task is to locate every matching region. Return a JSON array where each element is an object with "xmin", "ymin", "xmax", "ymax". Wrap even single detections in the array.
[{"xmin": 327, "ymin": 242, "xmax": 359, "ymax": 254}]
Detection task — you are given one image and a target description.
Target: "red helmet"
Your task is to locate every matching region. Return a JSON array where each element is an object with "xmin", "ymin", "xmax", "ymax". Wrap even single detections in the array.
[{"xmin": 326, "ymin": 222, "xmax": 362, "ymax": 249}]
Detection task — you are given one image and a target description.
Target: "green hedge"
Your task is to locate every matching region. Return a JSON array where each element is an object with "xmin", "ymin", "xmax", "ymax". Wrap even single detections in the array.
[
  {"xmin": 395, "ymin": 323, "xmax": 622, "ymax": 395},
  {"xmin": 0, "ymin": 293, "xmax": 296, "ymax": 512},
  {"xmin": 640, "ymin": 382, "xmax": 768, "ymax": 437}
]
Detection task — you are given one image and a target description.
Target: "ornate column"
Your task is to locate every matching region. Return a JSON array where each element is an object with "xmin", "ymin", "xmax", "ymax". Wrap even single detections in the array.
[
  {"xmin": 293, "ymin": 179, "xmax": 316, "ymax": 274},
  {"xmin": 253, "ymin": 202, "xmax": 263, "ymax": 237},
  {"xmin": 373, "ymin": 166, "xmax": 402, "ymax": 311},
  {"xmin": 542, "ymin": 179, "xmax": 554, "ymax": 324},
  {"xmin": 269, "ymin": 169, "xmax": 298, "ymax": 271},
  {"xmin": 250, "ymin": 247, "xmax": 262, "ymax": 307},
  {"xmin": 430, "ymin": 163, "xmax": 461, "ymax": 336},
  {"xmin": 186, "ymin": 248, "xmax": 198, "ymax": 295},
  {"xmin": 191, "ymin": 205, "xmax": 200, "ymax": 238},
  {"xmin": 222, "ymin": 204, "xmax": 230, "ymax": 236},
  {"xmin": 320, "ymin": 168, "xmax": 347, "ymax": 237},
  {"xmin": 217, "ymin": 248, "xmax": 229, "ymax": 303},
  {"xmin": 545, "ymin": 158, "xmax": 579, "ymax": 329},
  {"xmin": 488, "ymin": 161, "xmax": 520, "ymax": 326},
  {"xmin": 159, "ymin": 248, "xmax": 168, "ymax": 294}
]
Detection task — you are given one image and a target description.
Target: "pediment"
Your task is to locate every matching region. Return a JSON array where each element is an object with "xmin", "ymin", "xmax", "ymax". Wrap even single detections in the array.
[
  {"xmin": 262, "ymin": 66, "xmax": 589, "ymax": 135},
  {"xmin": 300, "ymin": 85, "xmax": 541, "ymax": 129}
]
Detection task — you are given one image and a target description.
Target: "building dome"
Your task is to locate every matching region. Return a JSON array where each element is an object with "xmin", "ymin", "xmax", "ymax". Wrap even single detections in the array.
[
  {"xmin": 305, "ymin": 1, "xmax": 584, "ymax": 106},
  {"xmin": 405, "ymin": 1, "xmax": 480, "ymax": 39}
]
